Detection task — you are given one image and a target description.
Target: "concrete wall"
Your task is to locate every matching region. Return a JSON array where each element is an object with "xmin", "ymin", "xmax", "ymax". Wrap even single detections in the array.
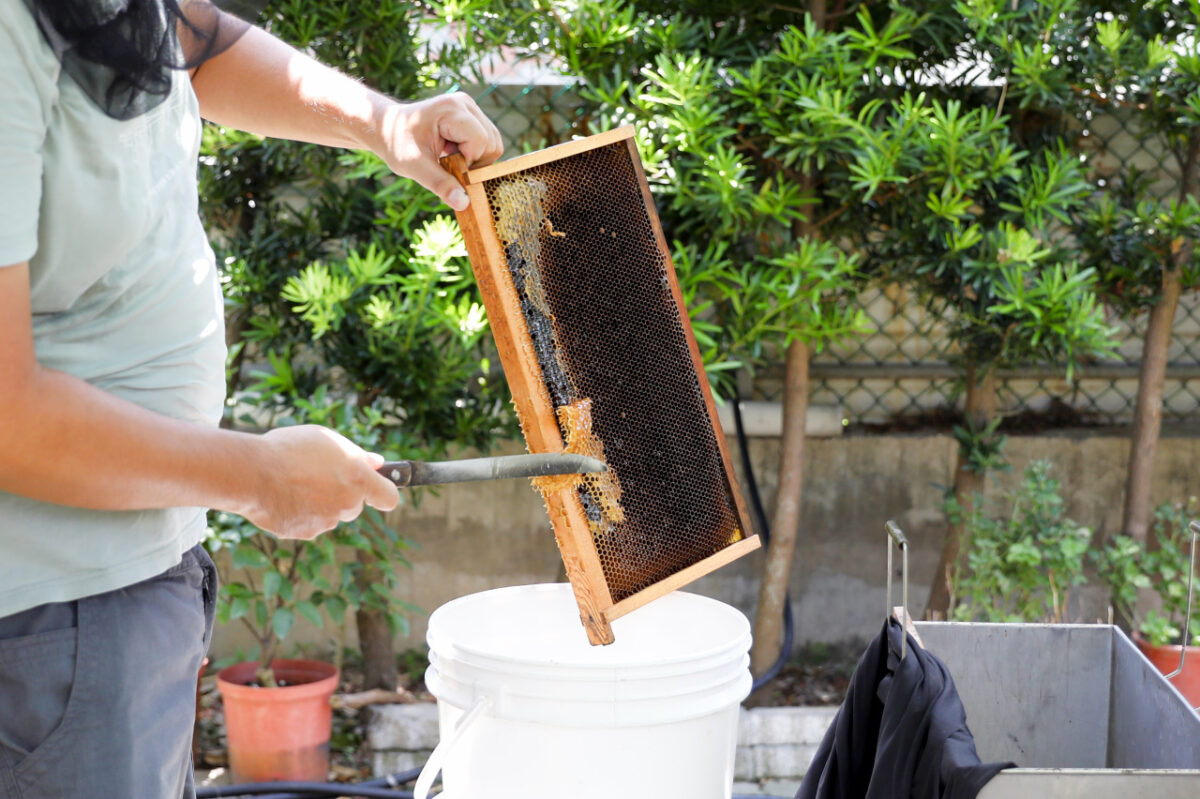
[{"xmin": 209, "ymin": 429, "xmax": 1200, "ymax": 659}]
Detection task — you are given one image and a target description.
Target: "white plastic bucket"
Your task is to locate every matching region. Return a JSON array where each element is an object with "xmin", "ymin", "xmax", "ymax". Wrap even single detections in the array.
[{"xmin": 418, "ymin": 583, "xmax": 752, "ymax": 799}]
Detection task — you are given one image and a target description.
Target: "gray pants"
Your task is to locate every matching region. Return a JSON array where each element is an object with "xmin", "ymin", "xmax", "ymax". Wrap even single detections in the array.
[{"xmin": 0, "ymin": 544, "xmax": 216, "ymax": 798}]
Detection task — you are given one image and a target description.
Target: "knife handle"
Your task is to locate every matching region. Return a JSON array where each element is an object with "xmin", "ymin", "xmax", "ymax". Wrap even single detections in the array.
[{"xmin": 377, "ymin": 461, "xmax": 414, "ymax": 487}]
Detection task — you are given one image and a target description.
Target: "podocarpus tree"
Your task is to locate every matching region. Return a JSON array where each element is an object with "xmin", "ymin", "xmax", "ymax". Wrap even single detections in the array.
[
  {"xmin": 200, "ymin": 0, "xmax": 512, "ymax": 688},
  {"xmin": 846, "ymin": 95, "xmax": 1117, "ymax": 613},
  {"xmin": 963, "ymin": 0, "xmax": 1200, "ymax": 566}
]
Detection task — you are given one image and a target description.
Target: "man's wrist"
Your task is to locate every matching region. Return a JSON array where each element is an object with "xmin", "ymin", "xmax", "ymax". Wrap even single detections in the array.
[
  {"xmin": 210, "ymin": 429, "xmax": 273, "ymax": 522},
  {"xmin": 355, "ymin": 93, "xmax": 401, "ymax": 159}
]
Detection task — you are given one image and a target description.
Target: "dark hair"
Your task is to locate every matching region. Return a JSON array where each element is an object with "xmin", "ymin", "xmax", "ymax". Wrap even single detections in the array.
[{"xmin": 23, "ymin": 0, "xmax": 253, "ymax": 120}]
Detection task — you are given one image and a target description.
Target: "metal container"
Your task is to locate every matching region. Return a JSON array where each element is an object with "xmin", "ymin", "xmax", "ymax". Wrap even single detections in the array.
[{"xmin": 913, "ymin": 621, "xmax": 1200, "ymax": 797}]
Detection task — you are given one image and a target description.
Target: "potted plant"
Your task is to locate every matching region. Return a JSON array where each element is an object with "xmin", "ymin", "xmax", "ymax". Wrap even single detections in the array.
[
  {"xmin": 1095, "ymin": 498, "xmax": 1200, "ymax": 705},
  {"xmin": 206, "ymin": 509, "xmax": 338, "ymax": 783},
  {"xmin": 204, "ymin": 393, "xmax": 418, "ymax": 783},
  {"xmin": 951, "ymin": 464, "xmax": 1200, "ymax": 704}
]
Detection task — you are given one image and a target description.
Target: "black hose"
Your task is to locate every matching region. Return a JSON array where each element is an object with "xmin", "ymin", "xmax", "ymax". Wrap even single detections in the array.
[
  {"xmin": 198, "ymin": 787, "xmax": 410, "ymax": 798},
  {"xmin": 731, "ymin": 387, "xmax": 795, "ymax": 693},
  {"xmin": 197, "ymin": 773, "xmax": 779, "ymax": 799},
  {"xmin": 196, "ymin": 768, "xmax": 421, "ymax": 799}
]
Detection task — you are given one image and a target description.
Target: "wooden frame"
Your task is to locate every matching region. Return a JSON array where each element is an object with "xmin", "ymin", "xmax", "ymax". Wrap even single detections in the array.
[{"xmin": 442, "ymin": 127, "xmax": 759, "ymax": 644}]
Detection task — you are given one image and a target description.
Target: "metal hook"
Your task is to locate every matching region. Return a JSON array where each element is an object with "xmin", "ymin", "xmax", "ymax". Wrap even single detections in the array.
[
  {"xmin": 885, "ymin": 520, "xmax": 910, "ymax": 660},
  {"xmin": 1164, "ymin": 520, "xmax": 1198, "ymax": 683}
]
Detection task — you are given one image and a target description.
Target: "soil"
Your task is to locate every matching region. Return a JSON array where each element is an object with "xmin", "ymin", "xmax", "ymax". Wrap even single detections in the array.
[
  {"xmin": 850, "ymin": 397, "xmax": 1107, "ymax": 435},
  {"xmin": 751, "ymin": 639, "xmax": 863, "ymax": 707}
]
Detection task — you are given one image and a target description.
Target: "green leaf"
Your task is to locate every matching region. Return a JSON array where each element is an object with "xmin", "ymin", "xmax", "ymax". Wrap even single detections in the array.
[
  {"xmin": 233, "ymin": 543, "xmax": 271, "ymax": 571},
  {"xmin": 229, "ymin": 595, "xmax": 251, "ymax": 620},
  {"xmin": 273, "ymin": 606, "xmax": 294, "ymax": 641},
  {"xmin": 262, "ymin": 570, "xmax": 283, "ymax": 600},
  {"xmin": 323, "ymin": 595, "xmax": 348, "ymax": 621},
  {"xmin": 295, "ymin": 599, "xmax": 324, "ymax": 628}
]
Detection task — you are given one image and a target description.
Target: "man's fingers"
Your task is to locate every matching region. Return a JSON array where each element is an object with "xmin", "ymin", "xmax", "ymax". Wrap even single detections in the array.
[
  {"xmin": 439, "ymin": 105, "xmax": 500, "ymax": 168},
  {"xmin": 406, "ymin": 155, "xmax": 471, "ymax": 211},
  {"xmin": 457, "ymin": 95, "xmax": 503, "ymax": 166},
  {"xmin": 440, "ymin": 92, "xmax": 502, "ymax": 167},
  {"xmin": 366, "ymin": 469, "xmax": 400, "ymax": 512},
  {"xmin": 379, "ymin": 94, "xmax": 503, "ymax": 210}
]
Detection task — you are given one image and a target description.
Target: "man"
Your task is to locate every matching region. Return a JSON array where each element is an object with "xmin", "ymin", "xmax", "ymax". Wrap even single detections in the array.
[{"xmin": 0, "ymin": 1, "xmax": 503, "ymax": 795}]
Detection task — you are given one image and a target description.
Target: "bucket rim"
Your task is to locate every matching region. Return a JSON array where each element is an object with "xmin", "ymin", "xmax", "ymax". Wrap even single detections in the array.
[
  {"xmin": 216, "ymin": 659, "xmax": 339, "ymax": 702},
  {"xmin": 428, "ymin": 633, "xmax": 752, "ymax": 681},
  {"xmin": 426, "ymin": 583, "xmax": 751, "ymax": 669}
]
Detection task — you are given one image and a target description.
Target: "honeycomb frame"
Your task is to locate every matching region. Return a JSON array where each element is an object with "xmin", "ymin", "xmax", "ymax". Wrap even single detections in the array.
[{"xmin": 442, "ymin": 127, "xmax": 759, "ymax": 644}]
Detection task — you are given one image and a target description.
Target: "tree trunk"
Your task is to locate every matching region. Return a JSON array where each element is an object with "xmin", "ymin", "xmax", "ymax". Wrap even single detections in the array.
[
  {"xmin": 354, "ymin": 549, "xmax": 398, "ymax": 690},
  {"xmin": 750, "ymin": 338, "xmax": 809, "ymax": 678},
  {"xmin": 1120, "ymin": 269, "xmax": 1183, "ymax": 547},
  {"xmin": 926, "ymin": 365, "xmax": 998, "ymax": 617},
  {"xmin": 808, "ymin": 0, "xmax": 828, "ymax": 30},
  {"xmin": 1120, "ymin": 132, "xmax": 1200, "ymax": 555}
]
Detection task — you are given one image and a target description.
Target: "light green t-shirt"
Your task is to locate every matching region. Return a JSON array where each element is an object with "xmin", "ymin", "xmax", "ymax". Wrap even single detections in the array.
[{"xmin": 0, "ymin": 1, "xmax": 227, "ymax": 616}]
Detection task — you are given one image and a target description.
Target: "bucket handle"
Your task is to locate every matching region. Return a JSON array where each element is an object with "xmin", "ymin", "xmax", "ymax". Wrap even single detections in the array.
[{"xmin": 414, "ymin": 696, "xmax": 491, "ymax": 799}]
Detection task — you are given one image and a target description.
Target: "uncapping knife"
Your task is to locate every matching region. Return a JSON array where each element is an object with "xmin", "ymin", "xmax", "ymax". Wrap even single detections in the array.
[{"xmin": 377, "ymin": 453, "xmax": 607, "ymax": 488}]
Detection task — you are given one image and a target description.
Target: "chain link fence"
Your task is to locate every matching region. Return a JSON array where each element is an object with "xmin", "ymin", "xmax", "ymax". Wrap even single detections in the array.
[{"xmin": 467, "ymin": 78, "xmax": 1200, "ymax": 430}]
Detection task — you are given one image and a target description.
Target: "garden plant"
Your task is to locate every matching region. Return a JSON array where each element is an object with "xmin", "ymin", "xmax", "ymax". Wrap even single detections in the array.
[
  {"xmin": 1096, "ymin": 497, "xmax": 1200, "ymax": 648},
  {"xmin": 950, "ymin": 461, "xmax": 1093, "ymax": 623}
]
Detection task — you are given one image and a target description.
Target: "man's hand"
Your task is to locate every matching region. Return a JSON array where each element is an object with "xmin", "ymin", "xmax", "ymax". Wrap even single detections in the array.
[
  {"xmin": 376, "ymin": 93, "xmax": 504, "ymax": 211},
  {"xmin": 241, "ymin": 426, "xmax": 399, "ymax": 540}
]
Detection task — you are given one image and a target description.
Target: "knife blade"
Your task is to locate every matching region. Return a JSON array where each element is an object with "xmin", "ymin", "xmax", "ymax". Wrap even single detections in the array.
[{"xmin": 377, "ymin": 453, "xmax": 607, "ymax": 488}]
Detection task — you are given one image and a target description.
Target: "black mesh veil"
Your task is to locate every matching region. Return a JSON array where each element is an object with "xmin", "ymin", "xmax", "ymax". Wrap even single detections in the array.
[{"xmin": 22, "ymin": 0, "xmax": 266, "ymax": 120}]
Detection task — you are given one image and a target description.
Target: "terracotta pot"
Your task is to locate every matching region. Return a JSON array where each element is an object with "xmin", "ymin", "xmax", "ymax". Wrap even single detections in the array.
[
  {"xmin": 217, "ymin": 659, "xmax": 339, "ymax": 783},
  {"xmin": 1134, "ymin": 635, "xmax": 1200, "ymax": 707}
]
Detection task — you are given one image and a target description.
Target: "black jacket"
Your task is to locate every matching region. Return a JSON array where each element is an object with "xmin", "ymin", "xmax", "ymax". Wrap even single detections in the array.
[{"xmin": 796, "ymin": 619, "xmax": 1013, "ymax": 799}]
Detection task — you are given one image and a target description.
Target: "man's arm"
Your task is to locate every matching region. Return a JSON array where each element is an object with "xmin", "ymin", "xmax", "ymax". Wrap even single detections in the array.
[
  {"xmin": 0, "ymin": 262, "xmax": 398, "ymax": 539},
  {"xmin": 189, "ymin": 20, "xmax": 504, "ymax": 211}
]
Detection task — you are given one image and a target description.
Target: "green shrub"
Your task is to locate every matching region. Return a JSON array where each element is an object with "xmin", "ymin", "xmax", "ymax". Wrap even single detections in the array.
[
  {"xmin": 951, "ymin": 461, "xmax": 1093, "ymax": 623},
  {"xmin": 1096, "ymin": 498, "xmax": 1200, "ymax": 647}
]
